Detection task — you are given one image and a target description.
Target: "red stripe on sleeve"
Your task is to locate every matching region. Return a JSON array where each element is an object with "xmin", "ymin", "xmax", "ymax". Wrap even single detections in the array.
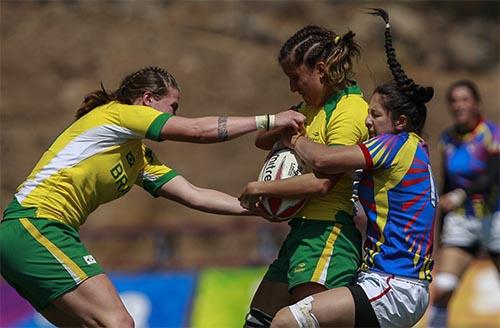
[{"xmin": 358, "ymin": 144, "xmax": 373, "ymax": 170}]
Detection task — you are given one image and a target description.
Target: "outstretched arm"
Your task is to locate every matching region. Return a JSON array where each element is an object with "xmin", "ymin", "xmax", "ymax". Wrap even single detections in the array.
[
  {"xmin": 157, "ymin": 175, "xmax": 254, "ymax": 216},
  {"xmin": 286, "ymin": 134, "xmax": 367, "ymax": 174},
  {"xmin": 160, "ymin": 110, "xmax": 305, "ymax": 143}
]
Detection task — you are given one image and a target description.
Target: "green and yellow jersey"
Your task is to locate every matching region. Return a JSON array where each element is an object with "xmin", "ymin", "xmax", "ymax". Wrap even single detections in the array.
[
  {"xmin": 296, "ymin": 85, "xmax": 369, "ymax": 221},
  {"xmin": 3, "ymin": 101, "xmax": 178, "ymax": 228}
]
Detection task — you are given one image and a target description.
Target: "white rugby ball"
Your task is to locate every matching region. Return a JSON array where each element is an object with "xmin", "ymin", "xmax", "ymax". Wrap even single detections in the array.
[{"xmin": 257, "ymin": 148, "xmax": 308, "ymax": 220}]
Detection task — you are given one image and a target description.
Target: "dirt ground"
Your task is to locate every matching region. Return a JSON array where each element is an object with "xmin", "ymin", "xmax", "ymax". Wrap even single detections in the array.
[{"xmin": 1, "ymin": 1, "xmax": 498, "ymax": 270}]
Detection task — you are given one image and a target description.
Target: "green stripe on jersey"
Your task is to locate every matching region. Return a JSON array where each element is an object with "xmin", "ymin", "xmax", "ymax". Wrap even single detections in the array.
[
  {"xmin": 324, "ymin": 85, "xmax": 362, "ymax": 127},
  {"xmin": 146, "ymin": 113, "xmax": 172, "ymax": 141},
  {"xmin": 144, "ymin": 170, "xmax": 179, "ymax": 197}
]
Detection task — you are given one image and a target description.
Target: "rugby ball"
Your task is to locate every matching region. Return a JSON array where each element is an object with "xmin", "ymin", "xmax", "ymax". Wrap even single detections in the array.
[{"xmin": 257, "ymin": 148, "xmax": 308, "ymax": 220}]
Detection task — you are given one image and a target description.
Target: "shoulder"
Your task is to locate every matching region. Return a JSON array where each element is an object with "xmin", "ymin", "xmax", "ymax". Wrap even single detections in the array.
[{"xmin": 439, "ymin": 126, "xmax": 456, "ymax": 142}]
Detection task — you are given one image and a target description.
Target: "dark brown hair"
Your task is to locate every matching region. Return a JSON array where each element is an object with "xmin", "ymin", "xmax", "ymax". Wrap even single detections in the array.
[
  {"xmin": 278, "ymin": 25, "xmax": 361, "ymax": 87},
  {"xmin": 446, "ymin": 79, "xmax": 481, "ymax": 104},
  {"xmin": 76, "ymin": 66, "xmax": 179, "ymax": 119}
]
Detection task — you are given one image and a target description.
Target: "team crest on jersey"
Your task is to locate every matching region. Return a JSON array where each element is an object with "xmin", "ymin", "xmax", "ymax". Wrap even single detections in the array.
[
  {"xmin": 126, "ymin": 151, "xmax": 135, "ymax": 167},
  {"xmin": 294, "ymin": 262, "xmax": 306, "ymax": 273},
  {"xmin": 83, "ymin": 255, "xmax": 97, "ymax": 265}
]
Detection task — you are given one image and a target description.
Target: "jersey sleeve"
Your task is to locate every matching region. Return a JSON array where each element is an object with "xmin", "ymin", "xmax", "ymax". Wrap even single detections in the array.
[
  {"xmin": 358, "ymin": 134, "xmax": 405, "ymax": 170},
  {"xmin": 136, "ymin": 146, "xmax": 178, "ymax": 197},
  {"xmin": 116, "ymin": 103, "xmax": 172, "ymax": 141},
  {"xmin": 325, "ymin": 97, "xmax": 368, "ymax": 146}
]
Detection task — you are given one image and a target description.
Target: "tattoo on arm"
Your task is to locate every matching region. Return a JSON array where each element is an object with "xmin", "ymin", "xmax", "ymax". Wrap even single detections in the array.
[{"xmin": 218, "ymin": 116, "xmax": 229, "ymax": 141}]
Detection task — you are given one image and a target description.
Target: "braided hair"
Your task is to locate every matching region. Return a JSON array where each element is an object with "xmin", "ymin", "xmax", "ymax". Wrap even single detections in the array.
[
  {"xmin": 368, "ymin": 8, "xmax": 433, "ymax": 135},
  {"xmin": 76, "ymin": 66, "xmax": 179, "ymax": 119},
  {"xmin": 278, "ymin": 25, "xmax": 361, "ymax": 87}
]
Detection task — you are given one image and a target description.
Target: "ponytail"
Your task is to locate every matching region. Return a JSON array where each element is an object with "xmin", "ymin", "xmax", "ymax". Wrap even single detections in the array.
[{"xmin": 76, "ymin": 82, "xmax": 115, "ymax": 119}]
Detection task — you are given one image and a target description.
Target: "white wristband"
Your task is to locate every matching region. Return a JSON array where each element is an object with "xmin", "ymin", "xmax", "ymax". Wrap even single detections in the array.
[
  {"xmin": 447, "ymin": 188, "xmax": 466, "ymax": 207},
  {"xmin": 268, "ymin": 114, "xmax": 276, "ymax": 130}
]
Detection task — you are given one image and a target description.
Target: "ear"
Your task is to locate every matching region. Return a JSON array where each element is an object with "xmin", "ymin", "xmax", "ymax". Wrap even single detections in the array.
[
  {"xmin": 394, "ymin": 114, "xmax": 408, "ymax": 131},
  {"xmin": 316, "ymin": 61, "xmax": 327, "ymax": 78},
  {"xmin": 140, "ymin": 91, "xmax": 155, "ymax": 106}
]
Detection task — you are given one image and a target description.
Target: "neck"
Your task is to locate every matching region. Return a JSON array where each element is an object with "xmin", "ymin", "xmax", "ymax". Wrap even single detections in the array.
[{"xmin": 457, "ymin": 116, "xmax": 481, "ymax": 134}]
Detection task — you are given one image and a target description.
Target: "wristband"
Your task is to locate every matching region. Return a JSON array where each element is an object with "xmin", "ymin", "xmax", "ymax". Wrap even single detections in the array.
[
  {"xmin": 447, "ymin": 188, "xmax": 466, "ymax": 208},
  {"xmin": 255, "ymin": 115, "xmax": 268, "ymax": 130},
  {"xmin": 268, "ymin": 115, "xmax": 276, "ymax": 130}
]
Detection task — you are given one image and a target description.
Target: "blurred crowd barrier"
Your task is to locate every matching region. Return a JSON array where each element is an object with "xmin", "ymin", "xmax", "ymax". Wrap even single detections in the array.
[{"xmin": 1, "ymin": 260, "xmax": 498, "ymax": 328}]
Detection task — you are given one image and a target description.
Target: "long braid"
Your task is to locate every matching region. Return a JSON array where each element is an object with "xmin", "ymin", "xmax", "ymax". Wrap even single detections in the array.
[
  {"xmin": 368, "ymin": 8, "xmax": 433, "ymax": 104},
  {"xmin": 368, "ymin": 8, "xmax": 434, "ymax": 135}
]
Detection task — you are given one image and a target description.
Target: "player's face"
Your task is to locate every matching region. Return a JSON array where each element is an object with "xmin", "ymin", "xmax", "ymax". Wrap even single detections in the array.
[
  {"xmin": 150, "ymin": 88, "xmax": 180, "ymax": 115},
  {"xmin": 448, "ymin": 86, "xmax": 480, "ymax": 128},
  {"xmin": 365, "ymin": 93, "xmax": 395, "ymax": 137},
  {"xmin": 282, "ymin": 62, "xmax": 325, "ymax": 107}
]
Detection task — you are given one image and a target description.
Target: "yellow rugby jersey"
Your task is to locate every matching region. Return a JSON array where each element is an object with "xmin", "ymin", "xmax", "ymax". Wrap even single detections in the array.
[
  {"xmin": 296, "ymin": 85, "xmax": 369, "ymax": 221},
  {"xmin": 3, "ymin": 102, "xmax": 177, "ymax": 228}
]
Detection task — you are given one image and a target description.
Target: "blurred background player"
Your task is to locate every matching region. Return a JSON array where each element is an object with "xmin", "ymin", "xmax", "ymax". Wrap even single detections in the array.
[
  {"xmin": 241, "ymin": 25, "xmax": 369, "ymax": 327},
  {"xmin": 0, "ymin": 66, "xmax": 305, "ymax": 327},
  {"xmin": 261, "ymin": 8, "xmax": 437, "ymax": 328},
  {"xmin": 427, "ymin": 80, "xmax": 499, "ymax": 328}
]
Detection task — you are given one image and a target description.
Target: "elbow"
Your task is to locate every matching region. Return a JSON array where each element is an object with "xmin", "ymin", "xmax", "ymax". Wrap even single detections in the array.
[
  {"xmin": 317, "ymin": 178, "xmax": 333, "ymax": 195},
  {"xmin": 191, "ymin": 124, "xmax": 213, "ymax": 143},
  {"xmin": 310, "ymin": 154, "xmax": 333, "ymax": 173},
  {"xmin": 315, "ymin": 179, "xmax": 332, "ymax": 196}
]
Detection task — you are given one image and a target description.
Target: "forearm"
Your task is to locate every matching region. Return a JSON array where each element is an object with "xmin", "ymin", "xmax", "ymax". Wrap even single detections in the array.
[
  {"xmin": 246, "ymin": 173, "xmax": 333, "ymax": 199},
  {"xmin": 187, "ymin": 187, "xmax": 253, "ymax": 215},
  {"xmin": 157, "ymin": 176, "xmax": 252, "ymax": 215},
  {"xmin": 293, "ymin": 136, "xmax": 366, "ymax": 174},
  {"xmin": 162, "ymin": 116, "xmax": 259, "ymax": 143}
]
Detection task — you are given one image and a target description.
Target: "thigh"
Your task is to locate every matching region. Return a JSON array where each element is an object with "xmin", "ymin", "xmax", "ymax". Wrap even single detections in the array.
[
  {"xmin": 436, "ymin": 246, "xmax": 474, "ymax": 278},
  {"xmin": 302, "ymin": 287, "xmax": 355, "ymax": 327},
  {"xmin": 251, "ymin": 279, "xmax": 291, "ymax": 316},
  {"xmin": 50, "ymin": 273, "xmax": 130, "ymax": 326},
  {"xmin": 290, "ymin": 282, "xmax": 327, "ymax": 304},
  {"xmin": 40, "ymin": 303, "xmax": 83, "ymax": 327},
  {"xmin": 0, "ymin": 218, "xmax": 104, "ymax": 311}
]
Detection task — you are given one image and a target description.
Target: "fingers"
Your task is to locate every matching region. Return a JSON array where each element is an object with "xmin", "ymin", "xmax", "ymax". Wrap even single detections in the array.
[{"xmin": 275, "ymin": 110, "xmax": 306, "ymax": 130}]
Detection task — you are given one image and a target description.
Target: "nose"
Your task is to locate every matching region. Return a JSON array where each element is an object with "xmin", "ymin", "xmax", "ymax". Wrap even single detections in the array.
[{"xmin": 365, "ymin": 116, "xmax": 372, "ymax": 128}]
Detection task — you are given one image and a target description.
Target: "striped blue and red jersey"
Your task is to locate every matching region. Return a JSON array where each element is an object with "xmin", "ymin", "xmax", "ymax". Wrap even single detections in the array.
[{"xmin": 358, "ymin": 132, "xmax": 438, "ymax": 281}]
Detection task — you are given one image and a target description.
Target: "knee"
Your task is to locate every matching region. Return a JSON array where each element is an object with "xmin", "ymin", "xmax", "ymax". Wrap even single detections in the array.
[
  {"xmin": 102, "ymin": 311, "xmax": 134, "ymax": 328},
  {"xmin": 270, "ymin": 308, "xmax": 296, "ymax": 328},
  {"xmin": 432, "ymin": 272, "xmax": 459, "ymax": 306}
]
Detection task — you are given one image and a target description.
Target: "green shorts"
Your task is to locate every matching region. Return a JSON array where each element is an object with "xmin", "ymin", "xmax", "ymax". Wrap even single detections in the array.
[
  {"xmin": 264, "ymin": 214, "xmax": 362, "ymax": 291},
  {"xmin": 0, "ymin": 218, "xmax": 104, "ymax": 311}
]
